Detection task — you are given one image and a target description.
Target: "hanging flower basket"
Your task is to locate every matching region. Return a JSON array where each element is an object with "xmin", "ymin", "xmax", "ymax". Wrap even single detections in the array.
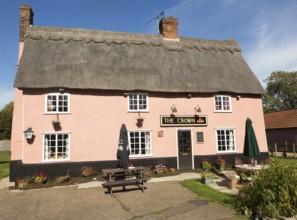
[
  {"xmin": 137, "ymin": 117, "xmax": 144, "ymax": 123},
  {"xmin": 52, "ymin": 120, "xmax": 60, "ymax": 127}
]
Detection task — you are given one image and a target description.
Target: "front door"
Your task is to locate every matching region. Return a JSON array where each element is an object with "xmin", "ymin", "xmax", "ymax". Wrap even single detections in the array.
[{"xmin": 177, "ymin": 130, "xmax": 193, "ymax": 169}]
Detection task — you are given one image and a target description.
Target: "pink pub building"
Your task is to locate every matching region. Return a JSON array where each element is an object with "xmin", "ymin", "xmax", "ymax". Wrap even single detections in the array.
[{"xmin": 10, "ymin": 5, "xmax": 268, "ymax": 181}]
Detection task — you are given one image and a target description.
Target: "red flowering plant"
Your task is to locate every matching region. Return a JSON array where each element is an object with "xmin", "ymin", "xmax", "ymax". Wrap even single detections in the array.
[
  {"xmin": 154, "ymin": 163, "xmax": 168, "ymax": 175},
  {"xmin": 143, "ymin": 166, "xmax": 152, "ymax": 177},
  {"xmin": 80, "ymin": 166, "xmax": 96, "ymax": 177},
  {"xmin": 216, "ymin": 156, "xmax": 226, "ymax": 167},
  {"xmin": 33, "ymin": 172, "xmax": 47, "ymax": 184},
  {"xmin": 16, "ymin": 176, "xmax": 30, "ymax": 189}
]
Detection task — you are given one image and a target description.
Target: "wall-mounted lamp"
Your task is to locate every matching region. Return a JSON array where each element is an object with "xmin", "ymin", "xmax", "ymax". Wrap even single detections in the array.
[
  {"xmin": 59, "ymin": 88, "xmax": 64, "ymax": 93},
  {"xmin": 187, "ymin": 93, "xmax": 192, "ymax": 99},
  {"xmin": 236, "ymin": 95, "xmax": 241, "ymax": 101},
  {"xmin": 23, "ymin": 127, "xmax": 34, "ymax": 139},
  {"xmin": 171, "ymin": 105, "xmax": 177, "ymax": 114},
  {"xmin": 194, "ymin": 105, "xmax": 202, "ymax": 114}
]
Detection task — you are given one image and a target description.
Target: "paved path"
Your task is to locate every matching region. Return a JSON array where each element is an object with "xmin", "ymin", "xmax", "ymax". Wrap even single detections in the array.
[{"xmin": 0, "ymin": 181, "xmax": 238, "ymax": 220}]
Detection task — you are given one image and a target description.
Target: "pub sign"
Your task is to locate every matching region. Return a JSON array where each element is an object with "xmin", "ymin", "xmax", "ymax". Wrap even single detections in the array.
[{"xmin": 160, "ymin": 115, "xmax": 208, "ymax": 127}]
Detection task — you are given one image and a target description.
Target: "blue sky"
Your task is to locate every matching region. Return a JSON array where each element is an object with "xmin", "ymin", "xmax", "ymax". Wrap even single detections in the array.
[{"xmin": 1, "ymin": 0, "xmax": 297, "ymax": 110}]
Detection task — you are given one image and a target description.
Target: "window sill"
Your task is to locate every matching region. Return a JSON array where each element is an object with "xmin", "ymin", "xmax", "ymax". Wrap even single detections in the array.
[
  {"xmin": 127, "ymin": 110, "xmax": 149, "ymax": 113},
  {"xmin": 214, "ymin": 110, "xmax": 232, "ymax": 113},
  {"xmin": 216, "ymin": 151, "xmax": 237, "ymax": 154},
  {"xmin": 41, "ymin": 159, "xmax": 70, "ymax": 163},
  {"xmin": 44, "ymin": 112, "xmax": 71, "ymax": 115},
  {"xmin": 129, "ymin": 154, "xmax": 153, "ymax": 159}
]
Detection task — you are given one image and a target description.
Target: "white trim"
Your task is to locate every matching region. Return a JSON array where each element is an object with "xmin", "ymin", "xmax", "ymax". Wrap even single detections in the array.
[
  {"xmin": 213, "ymin": 95, "xmax": 232, "ymax": 113},
  {"xmin": 22, "ymin": 91, "xmax": 25, "ymax": 161},
  {"xmin": 129, "ymin": 154, "xmax": 154, "ymax": 158},
  {"xmin": 128, "ymin": 129, "xmax": 152, "ymax": 157},
  {"xmin": 44, "ymin": 93, "xmax": 70, "ymax": 114},
  {"xmin": 127, "ymin": 93, "xmax": 149, "ymax": 112},
  {"xmin": 196, "ymin": 131, "xmax": 205, "ymax": 144},
  {"xmin": 176, "ymin": 128, "xmax": 194, "ymax": 170},
  {"xmin": 43, "ymin": 112, "xmax": 71, "ymax": 115},
  {"xmin": 215, "ymin": 128, "xmax": 237, "ymax": 153},
  {"xmin": 42, "ymin": 132, "xmax": 71, "ymax": 162},
  {"xmin": 42, "ymin": 131, "xmax": 72, "ymax": 134}
]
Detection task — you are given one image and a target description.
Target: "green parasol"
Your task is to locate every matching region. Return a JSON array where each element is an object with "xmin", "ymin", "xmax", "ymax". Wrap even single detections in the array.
[{"xmin": 243, "ymin": 118, "xmax": 260, "ymax": 159}]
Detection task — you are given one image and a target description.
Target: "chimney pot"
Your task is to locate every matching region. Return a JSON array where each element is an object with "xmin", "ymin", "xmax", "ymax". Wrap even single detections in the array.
[
  {"xmin": 20, "ymin": 5, "xmax": 34, "ymax": 42},
  {"xmin": 159, "ymin": 17, "xmax": 179, "ymax": 40}
]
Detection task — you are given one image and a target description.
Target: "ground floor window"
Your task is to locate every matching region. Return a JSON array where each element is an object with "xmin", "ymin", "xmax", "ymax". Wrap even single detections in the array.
[
  {"xmin": 128, "ymin": 131, "xmax": 151, "ymax": 156},
  {"xmin": 216, "ymin": 129, "xmax": 235, "ymax": 152},
  {"xmin": 43, "ymin": 133, "xmax": 70, "ymax": 160}
]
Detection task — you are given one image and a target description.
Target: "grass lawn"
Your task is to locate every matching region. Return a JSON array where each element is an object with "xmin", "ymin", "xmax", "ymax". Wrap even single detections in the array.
[
  {"xmin": 0, "ymin": 151, "xmax": 10, "ymax": 180},
  {"xmin": 180, "ymin": 179, "xmax": 236, "ymax": 208},
  {"xmin": 271, "ymin": 157, "xmax": 297, "ymax": 167}
]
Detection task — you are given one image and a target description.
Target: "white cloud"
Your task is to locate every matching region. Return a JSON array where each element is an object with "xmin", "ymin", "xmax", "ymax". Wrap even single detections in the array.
[
  {"xmin": 245, "ymin": 2, "xmax": 297, "ymax": 85},
  {"xmin": 143, "ymin": 0, "xmax": 297, "ymax": 87},
  {"xmin": 0, "ymin": 87, "xmax": 14, "ymax": 110}
]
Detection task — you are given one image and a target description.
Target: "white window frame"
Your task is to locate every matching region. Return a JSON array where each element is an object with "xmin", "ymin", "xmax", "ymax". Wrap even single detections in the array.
[
  {"xmin": 214, "ymin": 95, "xmax": 232, "ymax": 112},
  {"xmin": 45, "ymin": 93, "xmax": 70, "ymax": 114},
  {"xmin": 127, "ymin": 93, "xmax": 149, "ymax": 112},
  {"xmin": 215, "ymin": 128, "xmax": 236, "ymax": 153},
  {"xmin": 128, "ymin": 130, "xmax": 152, "ymax": 157},
  {"xmin": 42, "ymin": 132, "xmax": 70, "ymax": 161}
]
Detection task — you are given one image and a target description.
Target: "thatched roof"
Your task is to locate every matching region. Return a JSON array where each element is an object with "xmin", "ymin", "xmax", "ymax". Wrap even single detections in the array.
[{"xmin": 14, "ymin": 26, "xmax": 265, "ymax": 94}]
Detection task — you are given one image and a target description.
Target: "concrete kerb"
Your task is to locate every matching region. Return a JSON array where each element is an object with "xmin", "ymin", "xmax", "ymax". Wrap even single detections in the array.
[{"xmin": 1, "ymin": 172, "xmax": 239, "ymax": 196}]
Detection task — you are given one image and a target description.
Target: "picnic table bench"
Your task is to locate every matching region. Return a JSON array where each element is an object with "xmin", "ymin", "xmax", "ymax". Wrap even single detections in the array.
[{"xmin": 102, "ymin": 166, "xmax": 150, "ymax": 196}]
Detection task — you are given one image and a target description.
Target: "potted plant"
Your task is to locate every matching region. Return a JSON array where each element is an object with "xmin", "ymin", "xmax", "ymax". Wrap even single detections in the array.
[
  {"xmin": 16, "ymin": 176, "xmax": 30, "ymax": 189},
  {"xmin": 52, "ymin": 114, "xmax": 61, "ymax": 128},
  {"xmin": 33, "ymin": 172, "xmax": 47, "ymax": 184},
  {"xmin": 201, "ymin": 159, "xmax": 212, "ymax": 171},
  {"xmin": 216, "ymin": 156, "xmax": 226, "ymax": 171},
  {"xmin": 201, "ymin": 172, "xmax": 212, "ymax": 184}
]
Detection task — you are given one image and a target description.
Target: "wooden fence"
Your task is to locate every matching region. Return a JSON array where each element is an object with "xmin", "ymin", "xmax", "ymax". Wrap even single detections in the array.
[
  {"xmin": 0, "ymin": 140, "xmax": 10, "ymax": 151},
  {"xmin": 268, "ymin": 142, "xmax": 297, "ymax": 158}
]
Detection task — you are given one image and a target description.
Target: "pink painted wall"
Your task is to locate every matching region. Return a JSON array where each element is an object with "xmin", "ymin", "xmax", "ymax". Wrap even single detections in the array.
[{"xmin": 11, "ymin": 89, "xmax": 268, "ymax": 164}]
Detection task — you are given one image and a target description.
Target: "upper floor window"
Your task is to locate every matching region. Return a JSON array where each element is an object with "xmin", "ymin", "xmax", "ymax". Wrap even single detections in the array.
[
  {"xmin": 43, "ymin": 133, "xmax": 70, "ymax": 160},
  {"xmin": 216, "ymin": 129, "xmax": 236, "ymax": 152},
  {"xmin": 128, "ymin": 131, "xmax": 152, "ymax": 156},
  {"xmin": 128, "ymin": 93, "xmax": 148, "ymax": 111},
  {"xmin": 214, "ymin": 95, "xmax": 232, "ymax": 112},
  {"xmin": 46, "ymin": 93, "xmax": 70, "ymax": 113}
]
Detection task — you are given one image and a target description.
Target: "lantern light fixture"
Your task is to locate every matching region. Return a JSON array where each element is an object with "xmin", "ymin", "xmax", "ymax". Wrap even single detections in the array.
[
  {"xmin": 194, "ymin": 105, "xmax": 202, "ymax": 114},
  {"xmin": 23, "ymin": 127, "xmax": 34, "ymax": 140},
  {"xmin": 171, "ymin": 105, "xmax": 177, "ymax": 114}
]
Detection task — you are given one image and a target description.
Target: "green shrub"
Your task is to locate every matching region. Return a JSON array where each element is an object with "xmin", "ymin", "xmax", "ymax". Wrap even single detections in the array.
[{"xmin": 235, "ymin": 160, "xmax": 297, "ymax": 218}]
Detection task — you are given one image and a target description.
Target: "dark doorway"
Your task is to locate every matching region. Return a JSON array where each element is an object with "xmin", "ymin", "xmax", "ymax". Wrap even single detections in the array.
[{"xmin": 177, "ymin": 130, "xmax": 193, "ymax": 169}]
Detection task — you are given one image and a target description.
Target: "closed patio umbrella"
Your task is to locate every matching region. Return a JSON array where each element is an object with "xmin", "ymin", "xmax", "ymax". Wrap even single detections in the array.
[
  {"xmin": 116, "ymin": 124, "xmax": 130, "ymax": 169},
  {"xmin": 243, "ymin": 118, "xmax": 260, "ymax": 162}
]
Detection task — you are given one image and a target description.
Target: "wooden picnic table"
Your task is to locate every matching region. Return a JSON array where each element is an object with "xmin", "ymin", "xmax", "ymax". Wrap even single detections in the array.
[
  {"xmin": 235, "ymin": 164, "xmax": 269, "ymax": 172},
  {"xmin": 102, "ymin": 166, "xmax": 150, "ymax": 196}
]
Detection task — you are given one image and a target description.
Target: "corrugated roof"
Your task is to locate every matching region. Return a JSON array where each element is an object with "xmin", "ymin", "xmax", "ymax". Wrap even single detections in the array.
[
  {"xmin": 14, "ymin": 26, "xmax": 265, "ymax": 94},
  {"xmin": 264, "ymin": 109, "xmax": 297, "ymax": 129}
]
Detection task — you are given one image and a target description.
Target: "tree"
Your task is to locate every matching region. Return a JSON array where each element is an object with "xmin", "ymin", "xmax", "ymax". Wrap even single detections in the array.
[
  {"xmin": 0, "ymin": 102, "xmax": 14, "ymax": 140},
  {"xmin": 263, "ymin": 71, "xmax": 297, "ymax": 113}
]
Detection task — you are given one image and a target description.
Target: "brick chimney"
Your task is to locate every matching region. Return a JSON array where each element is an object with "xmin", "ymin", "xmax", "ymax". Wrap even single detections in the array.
[
  {"xmin": 159, "ymin": 17, "xmax": 179, "ymax": 40},
  {"xmin": 20, "ymin": 5, "xmax": 34, "ymax": 42}
]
